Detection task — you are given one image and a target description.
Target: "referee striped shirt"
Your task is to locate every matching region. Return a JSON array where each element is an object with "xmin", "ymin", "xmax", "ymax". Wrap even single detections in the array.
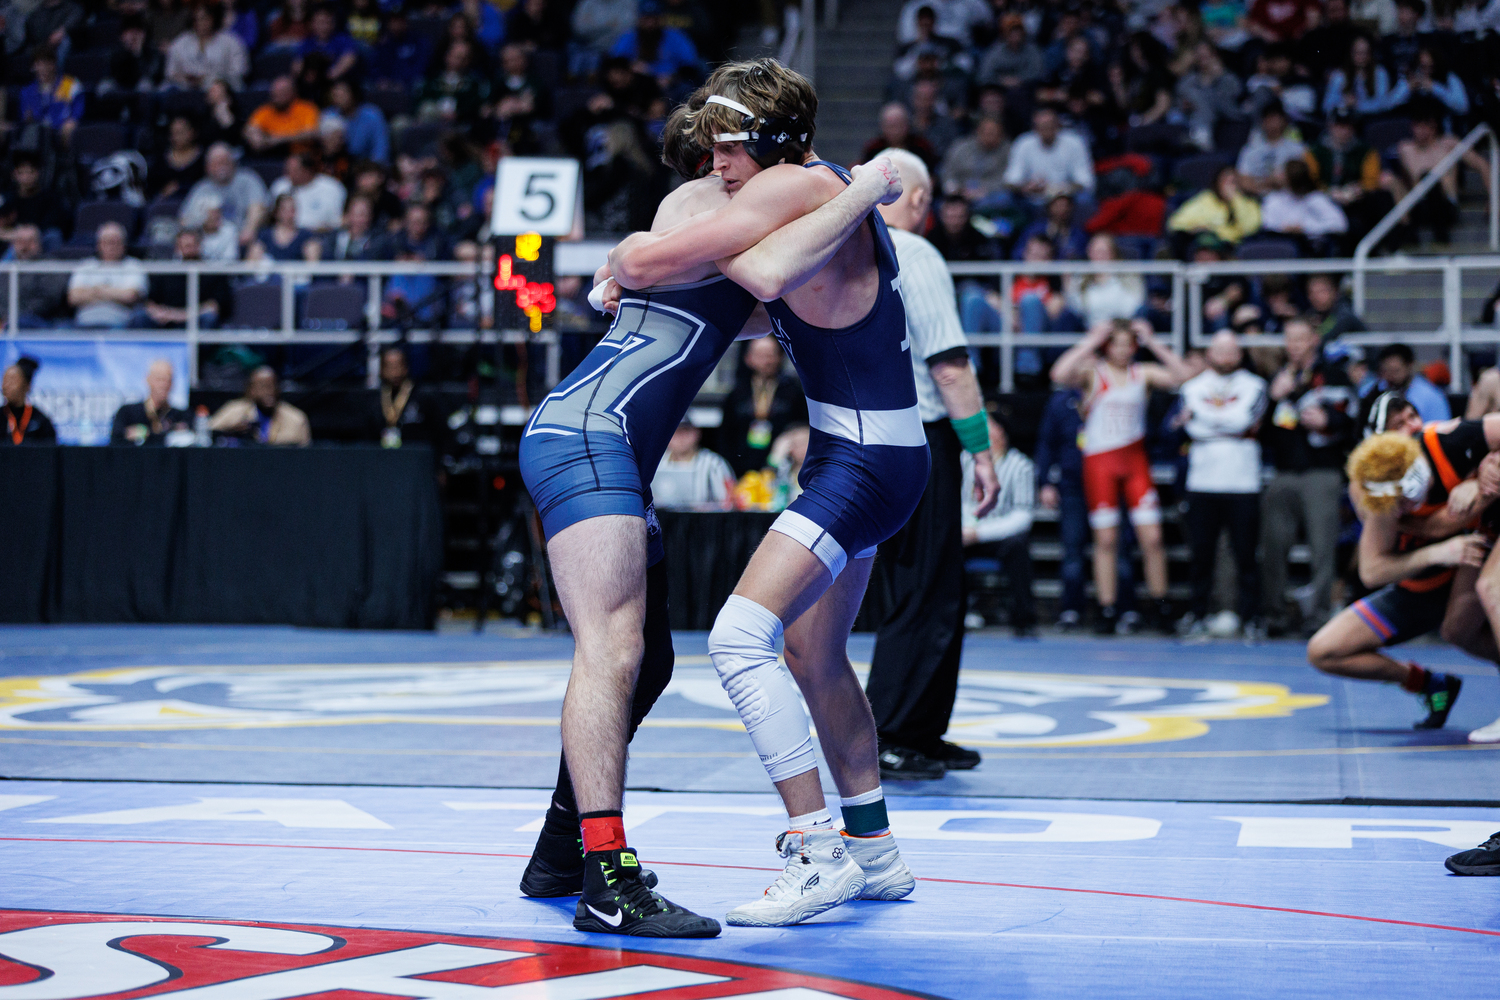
[
  {"xmin": 889, "ymin": 228, "xmax": 972, "ymax": 423},
  {"xmin": 962, "ymin": 447, "xmax": 1036, "ymax": 542}
]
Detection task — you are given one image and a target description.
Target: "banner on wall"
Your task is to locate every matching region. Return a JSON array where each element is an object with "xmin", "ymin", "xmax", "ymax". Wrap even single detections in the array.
[{"xmin": 1, "ymin": 339, "xmax": 191, "ymax": 445}]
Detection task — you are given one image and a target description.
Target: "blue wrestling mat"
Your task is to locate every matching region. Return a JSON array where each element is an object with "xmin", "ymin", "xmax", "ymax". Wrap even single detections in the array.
[
  {"xmin": 1, "ymin": 626, "xmax": 1497, "ymax": 802},
  {"xmin": 2, "ymin": 781, "xmax": 1498, "ymax": 998},
  {"xmin": 2, "ymin": 625, "xmax": 1499, "ymax": 997}
]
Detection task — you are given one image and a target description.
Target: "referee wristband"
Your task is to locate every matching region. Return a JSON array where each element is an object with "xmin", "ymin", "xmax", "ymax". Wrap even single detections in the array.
[{"xmin": 951, "ymin": 411, "xmax": 990, "ymax": 454}]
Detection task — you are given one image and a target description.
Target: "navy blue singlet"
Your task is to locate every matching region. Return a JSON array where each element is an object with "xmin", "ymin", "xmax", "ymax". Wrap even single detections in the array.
[{"xmin": 762, "ymin": 160, "xmax": 930, "ymax": 577}]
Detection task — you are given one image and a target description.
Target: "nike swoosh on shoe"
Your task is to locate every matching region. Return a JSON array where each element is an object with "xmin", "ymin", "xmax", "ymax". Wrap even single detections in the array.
[{"xmin": 586, "ymin": 903, "xmax": 623, "ymax": 927}]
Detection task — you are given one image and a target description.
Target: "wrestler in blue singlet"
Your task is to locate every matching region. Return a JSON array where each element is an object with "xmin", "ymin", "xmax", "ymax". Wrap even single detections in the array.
[
  {"xmin": 515, "ymin": 272, "xmax": 758, "ymax": 898},
  {"xmin": 762, "ymin": 161, "xmax": 930, "ymax": 577},
  {"xmin": 520, "ymin": 275, "xmax": 758, "ymax": 565}
]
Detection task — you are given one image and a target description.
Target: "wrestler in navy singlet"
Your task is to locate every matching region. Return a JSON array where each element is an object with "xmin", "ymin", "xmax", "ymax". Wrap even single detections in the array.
[
  {"xmin": 763, "ymin": 161, "xmax": 930, "ymax": 577},
  {"xmin": 520, "ymin": 274, "xmax": 758, "ymax": 564}
]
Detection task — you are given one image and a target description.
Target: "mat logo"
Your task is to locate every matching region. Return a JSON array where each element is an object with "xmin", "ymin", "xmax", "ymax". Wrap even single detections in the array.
[
  {"xmin": 936, "ymin": 670, "xmax": 1327, "ymax": 747},
  {"xmin": 0, "ymin": 911, "xmax": 926, "ymax": 999},
  {"xmin": 0, "ymin": 663, "xmax": 1326, "ymax": 747}
]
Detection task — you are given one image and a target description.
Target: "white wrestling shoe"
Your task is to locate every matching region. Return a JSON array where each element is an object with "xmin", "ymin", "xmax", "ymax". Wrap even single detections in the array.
[
  {"xmin": 726, "ymin": 828, "xmax": 866, "ymax": 927},
  {"xmin": 1470, "ymin": 714, "xmax": 1500, "ymax": 743},
  {"xmin": 841, "ymin": 829, "xmax": 916, "ymax": 900}
]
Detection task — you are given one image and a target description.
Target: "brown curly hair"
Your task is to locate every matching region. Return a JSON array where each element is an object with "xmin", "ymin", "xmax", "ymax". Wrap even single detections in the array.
[
  {"xmin": 683, "ymin": 58, "xmax": 817, "ymax": 164},
  {"xmin": 1346, "ymin": 432, "xmax": 1422, "ymax": 514}
]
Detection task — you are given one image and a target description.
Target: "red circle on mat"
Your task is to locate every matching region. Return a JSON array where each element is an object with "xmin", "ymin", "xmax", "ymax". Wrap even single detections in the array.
[{"xmin": 0, "ymin": 910, "xmax": 933, "ymax": 999}]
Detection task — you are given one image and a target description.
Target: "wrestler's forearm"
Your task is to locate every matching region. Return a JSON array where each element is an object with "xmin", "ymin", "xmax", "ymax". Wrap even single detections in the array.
[
  {"xmin": 609, "ymin": 165, "xmax": 821, "ymax": 289},
  {"xmin": 716, "ymin": 174, "xmax": 887, "ymax": 302}
]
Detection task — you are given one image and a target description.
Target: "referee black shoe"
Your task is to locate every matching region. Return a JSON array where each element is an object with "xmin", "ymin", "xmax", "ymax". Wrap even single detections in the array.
[
  {"xmin": 878, "ymin": 744, "xmax": 945, "ymax": 780},
  {"xmin": 573, "ymin": 849, "xmax": 719, "ymax": 938},
  {"xmin": 1414, "ymin": 673, "xmax": 1463, "ymax": 730},
  {"xmin": 1445, "ymin": 831, "xmax": 1500, "ymax": 875},
  {"xmin": 916, "ymin": 739, "xmax": 981, "ymax": 770}
]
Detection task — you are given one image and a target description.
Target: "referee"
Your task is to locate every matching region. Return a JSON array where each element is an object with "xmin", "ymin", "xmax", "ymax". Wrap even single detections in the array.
[{"xmin": 865, "ymin": 148, "xmax": 1000, "ymax": 781}]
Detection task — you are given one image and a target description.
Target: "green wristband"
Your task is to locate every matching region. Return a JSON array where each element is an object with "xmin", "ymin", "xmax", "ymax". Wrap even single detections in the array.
[{"xmin": 951, "ymin": 411, "xmax": 990, "ymax": 454}]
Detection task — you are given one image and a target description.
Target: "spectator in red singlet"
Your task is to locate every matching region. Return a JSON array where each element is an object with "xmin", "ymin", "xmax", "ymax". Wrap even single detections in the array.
[{"xmin": 1051, "ymin": 318, "xmax": 1194, "ymax": 634}]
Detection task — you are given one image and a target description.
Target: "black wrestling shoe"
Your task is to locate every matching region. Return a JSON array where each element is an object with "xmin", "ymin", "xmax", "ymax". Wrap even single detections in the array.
[
  {"xmin": 1414, "ymin": 673, "xmax": 1463, "ymax": 730},
  {"xmin": 1445, "ymin": 831, "xmax": 1500, "ymax": 875},
  {"xmin": 917, "ymin": 739, "xmax": 981, "ymax": 770},
  {"xmin": 1093, "ymin": 605, "xmax": 1118, "ymax": 635},
  {"xmin": 519, "ymin": 823, "xmax": 658, "ymax": 897},
  {"xmin": 878, "ymin": 744, "xmax": 946, "ymax": 781},
  {"xmin": 573, "ymin": 849, "xmax": 719, "ymax": 938}
]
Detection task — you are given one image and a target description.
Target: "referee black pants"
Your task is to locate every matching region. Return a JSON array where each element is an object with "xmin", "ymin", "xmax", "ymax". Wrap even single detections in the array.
[{"xmin": 865, "ymin": 421, "xmax": 965, "ymax": 749}]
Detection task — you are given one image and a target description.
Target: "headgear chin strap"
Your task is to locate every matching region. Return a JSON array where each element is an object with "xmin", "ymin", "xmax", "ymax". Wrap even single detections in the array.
[{"xmin": 706, "ymin": 94, "xmax": 809, "ymax": 168}]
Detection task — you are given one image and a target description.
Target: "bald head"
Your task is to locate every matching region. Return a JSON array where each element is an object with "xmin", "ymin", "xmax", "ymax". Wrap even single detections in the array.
[
  {"xmin": 873, "ymin": 147, "xmax": 932, "ymax": 234},
  {"xmin": 146, "ymin": 359, "xmax": 173, "ymax": 407},
  {"xmin": 1206, "ymin": 330, "xmax": 1243, "ymax": 375}
]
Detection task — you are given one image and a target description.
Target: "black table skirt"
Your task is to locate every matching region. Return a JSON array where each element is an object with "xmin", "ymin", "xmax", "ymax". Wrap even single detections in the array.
[
  {"xmin": 656, "ymin": 510, "xmax": 888, "ymax": 631},
  {"xmin": 2, "ymin": 445, "xmax": 443, "ymax": 629}
]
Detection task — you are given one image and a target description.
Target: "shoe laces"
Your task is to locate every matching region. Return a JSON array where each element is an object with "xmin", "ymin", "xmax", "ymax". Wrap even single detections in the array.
[
  {"xmin": 1478, "ymin": 831, "xmax": 1500, "ymax": 851},
  {"xmin": 759, "ymin": 831, "xmax": 813, "ymax": 901},
  {"xmin": 601, "ymin": 859, "xmax": 665, "ymax": 916}
]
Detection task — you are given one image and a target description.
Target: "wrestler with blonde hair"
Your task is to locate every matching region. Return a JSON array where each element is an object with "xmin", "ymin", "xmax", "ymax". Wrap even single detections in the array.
[{"xmin": 1305, "ymin": 392, "xmax": 1499, "ymax": 727}]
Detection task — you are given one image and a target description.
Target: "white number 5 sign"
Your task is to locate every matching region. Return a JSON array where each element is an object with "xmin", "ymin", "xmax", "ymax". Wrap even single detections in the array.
[{"xmin": 491, "ymin": 157, "xmax": 580, "ymax": 236}]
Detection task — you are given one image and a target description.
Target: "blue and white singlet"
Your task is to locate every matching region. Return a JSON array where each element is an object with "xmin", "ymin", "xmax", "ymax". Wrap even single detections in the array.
[{"xmin": 519, "ymin": 275, "xmax": 758, "ymax": 565}]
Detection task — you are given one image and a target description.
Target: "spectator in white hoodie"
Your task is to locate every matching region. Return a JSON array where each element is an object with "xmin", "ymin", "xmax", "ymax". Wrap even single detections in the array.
[{"xmin": 1177, "ymin": 330, "xmax": 1269, "ymax": 638}]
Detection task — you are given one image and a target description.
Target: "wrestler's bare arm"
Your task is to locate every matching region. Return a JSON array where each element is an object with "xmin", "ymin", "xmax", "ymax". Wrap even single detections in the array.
[
  {"xmin": 1358, "ymin": 505, "xmax": 1485, "ymax": 588},
  {"xmin": 609, "ymin": 164, "xmax": 839, "ymax": 289},
  {"xmin": 718, "ymin": 158, "xmax": 902, "ymax": 302}
]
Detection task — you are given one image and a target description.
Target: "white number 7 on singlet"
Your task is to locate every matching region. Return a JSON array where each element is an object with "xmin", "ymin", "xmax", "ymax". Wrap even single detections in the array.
[{"xmin": 526, "ymin": 299, "xmax": 707, "ymax": 442}]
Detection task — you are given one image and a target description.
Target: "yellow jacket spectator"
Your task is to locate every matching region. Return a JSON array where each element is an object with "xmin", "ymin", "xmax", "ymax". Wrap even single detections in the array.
[{"xmin": 1168, "ymin": 165, "xmax": 1262, "ymax": 244}]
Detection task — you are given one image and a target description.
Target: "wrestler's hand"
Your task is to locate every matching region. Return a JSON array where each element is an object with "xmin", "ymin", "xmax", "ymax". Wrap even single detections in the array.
[
  {"xmin": 600, "ymin": 277, "xmax": 622, "ymax": 315},
  {"xmin": 1479, "ymin": 451, "xmax": 1500, "ymax": 499},
  {"xmin": 1448, "ymin": 477, "xmax": 1483, "ymax": 519},
  {"xmin": 1433, "ymin": 532, "xmax": 1490, "ymax": 567},
  {"xmin": 851, "ymin": 155, "xmax": 903, "ymax": 205}
]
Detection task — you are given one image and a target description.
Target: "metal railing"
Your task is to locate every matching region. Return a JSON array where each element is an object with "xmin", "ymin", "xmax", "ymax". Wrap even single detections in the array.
[
  {"xmin": 1353, "ymin": 122, "xmax": 1500, "ymax": 311},
  {"xmin": 948, "ymin": 255, "xmax": 1500, "ymax": 393},
  {"xmin": 0, "ymin": 258, "xmax": 563, "ymax": 388},
  {"xmin": 12, "ymin": 252, "xmax": 1500, "ymax": 395}
]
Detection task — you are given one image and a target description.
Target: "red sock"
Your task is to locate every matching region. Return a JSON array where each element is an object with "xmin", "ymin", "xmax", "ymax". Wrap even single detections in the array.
[
  {"xmin": 1402, "ymin": 662, "xmax": 1429, "ymax": 694},
  {"xmin": 580, "ymin": 811, "xmax": 627, "ymax": 854}
]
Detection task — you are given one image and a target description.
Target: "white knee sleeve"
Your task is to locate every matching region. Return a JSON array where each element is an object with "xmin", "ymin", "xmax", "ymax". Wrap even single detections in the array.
[{"xmin": 708, "ymin": 594, "xmax": 817, "ymax": 783}]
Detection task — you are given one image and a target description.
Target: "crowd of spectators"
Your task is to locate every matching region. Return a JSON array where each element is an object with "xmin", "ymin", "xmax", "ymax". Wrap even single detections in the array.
[
  {"xmin": 874, "ymin": 0, "xmax": 1500, "ymax": 285},
  {"xmin": 0, "ymin": 0, "xmax": 755, "ymax": 358}
]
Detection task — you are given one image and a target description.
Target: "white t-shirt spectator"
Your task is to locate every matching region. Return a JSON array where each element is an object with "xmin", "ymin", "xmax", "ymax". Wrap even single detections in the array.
[
  {"xmin": 67, "ymin": 258, "xmax": 148, "ymax": 327},
  {"xmin": 889, "ymin": 228, "xmax": 971, "ymax": 422},
  {"xmin": 1066, "ymin": 274, "xmax": 1146, "ymax": 328},
  {"xmin": 1235, "ymin": 130, "xmax": 1308, "ymax": 184},
  {"xmin": 182, "ymin": 169, "xmax": 268, "ymax": 230},
  {"xmin": 1260, "ymin": 189, "xmax": 1349, "ymax": 237},
  {"xmin": 651, "ymin": 448, "xmax": 735, "ymax": 508},
  {"xmin": 267, "ymin": 174, "xmax": 347, "ymax": 232},
  {"xmin": 1003, "ymin": 130, "xmax": 1095, "ymax": 193},
  {"xmin": 896, "ymin": 0, "xmax": 991, "ymax": 45},
  {"xmin": 963, "ymin": 446, "xmax": 1035, "ymax": 541},
  {"xmin": 164, "ymin": 29, "xmax": 249, "ymax": 90},
  {"xmin": 1181, "ymin": 367, "xmax": 1268, "ymax": 494}
]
